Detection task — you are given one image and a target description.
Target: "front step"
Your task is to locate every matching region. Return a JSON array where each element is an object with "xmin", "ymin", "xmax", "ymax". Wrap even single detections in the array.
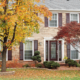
[{"xmin": 59, "ymin": 63, "xmax": 66, "ymax": 66}]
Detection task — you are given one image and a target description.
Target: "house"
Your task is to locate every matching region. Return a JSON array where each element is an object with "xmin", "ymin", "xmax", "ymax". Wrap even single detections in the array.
[{"xmin": 0, "ymin": 0, "xmax": 80, "ymax": 65}]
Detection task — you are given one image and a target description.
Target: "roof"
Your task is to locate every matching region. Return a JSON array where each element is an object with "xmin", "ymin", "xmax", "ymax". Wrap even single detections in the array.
[{"xmin": 36, "ymin": 0, "xmax": 80, "ymax": 11}]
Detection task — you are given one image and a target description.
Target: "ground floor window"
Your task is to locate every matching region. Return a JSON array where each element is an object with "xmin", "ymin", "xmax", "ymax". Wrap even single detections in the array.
[
  {"xmin": 24, "ymin": 40, "xmax": 33, "ymax": 60},
  {"xmin": 70, "ymin": 45, "xmax": 78, "ymax": 59}
]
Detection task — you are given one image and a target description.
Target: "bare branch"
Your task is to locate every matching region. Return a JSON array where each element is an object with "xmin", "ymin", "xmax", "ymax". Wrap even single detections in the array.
[
  {"xmin": 11, "ymin": 22, "xmax": 17, "ymax": 43},
  {"xmin": 0, "ymin": 39, "xmax": 3, "ymax": 43}
]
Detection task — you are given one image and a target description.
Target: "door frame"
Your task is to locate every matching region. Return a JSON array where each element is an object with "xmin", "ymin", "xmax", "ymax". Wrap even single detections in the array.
[{"xmin": 44, "ymin": 37, "xmax": 64, "ymax": 62}]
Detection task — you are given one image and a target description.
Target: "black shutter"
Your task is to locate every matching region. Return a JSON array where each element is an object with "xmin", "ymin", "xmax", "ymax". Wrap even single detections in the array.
[
  {"xmin": 45, "ymin": 17, "xmax": 48, "ymax": 27},
  {"xmin": 34, "ymin": 40, "xmax": 38, "ymax": 52},
  {"xmin": 66, "ymin": 13, "xmax": 70, "ymax": 24},
  {"xmin": 20, "ymin": 42, "xmax": 23, "ymax": 60},
  {"xmin": 79, "ymin": 13, "xmax": 80, "ymax": 23},
  {"xmin": 58, "ymin": 13, "xmax": 62, "ymax": 27},
  {"xmin": 67, "ymin": 43, "xmax": 70, "ymax": 59},
  {"xmin": 8, "ymin": 47, "xmax": 12, "ymax": 60}
]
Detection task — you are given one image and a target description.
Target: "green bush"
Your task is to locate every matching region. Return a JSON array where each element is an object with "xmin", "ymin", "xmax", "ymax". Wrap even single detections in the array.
[
  {"xmin": 34, "ymin": 51, "xmax": 40, "ymax": 56},
  {"xmin": 43, "ymin": 61, "xmax": 48, "ymax": 68},
  {"xmin": 43, "ymin": 61, "xmax": 60, "ymax": 69},
  {"xmin": 23, "ymin": 64, "xmax": 30, "ymax": 67},
  {"xmin": 36, "ymin": 64, "xmax": 42, "ymax": 68},
  {"xmin": 37, "ymin": 58, "xmax": 41, "ymax": 62},
  {"xmin": 77, "ymin": 64, "xmax": 80, "ymax": 67},
  {"xmin": 31, "ymin": 56, "xmax": 37, "ymax": 61},
  {"xmin": 65, "ymin": 59, "xmax": 77, "ymax": 67},
  {"xmin": 32, "ymin": 51, "xmax": 41, "ymax": 66},
  {"xmin": 51, "ymin": 62, "xmax": 60, "ymax": 69}
]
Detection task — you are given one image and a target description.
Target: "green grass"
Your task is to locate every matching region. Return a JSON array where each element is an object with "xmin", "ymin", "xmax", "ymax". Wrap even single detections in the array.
[{"xmin": 0, "ymin": 68, "xmax": 80, "ymax": 80}]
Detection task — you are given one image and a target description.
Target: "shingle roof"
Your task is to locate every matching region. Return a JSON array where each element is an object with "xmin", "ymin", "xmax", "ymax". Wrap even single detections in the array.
[{"xmin": 36, "ymin": 0, "xmax": 80, "ymax": 11}]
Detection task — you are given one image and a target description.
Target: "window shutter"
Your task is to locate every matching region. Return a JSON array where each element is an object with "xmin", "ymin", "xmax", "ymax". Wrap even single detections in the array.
[
  {"xmin": 66, "ymin": 13, "xmax": 70, "ymax": 24},
  {"xmin": 45, "ymin": 17, "xmax": 48, "ymax": 27},
  {"xmin": 58, "ymin": 13, "xmax": 62, "ymax": 27},
  {"xmin": 79, "ymin": 13, "xmax": 80, "ymax": 23},
  {"xmin": 34, "ymin": 40, "xmax": 38, "ymax": 52},
  {"xmin": 8, "ymin": 47, "xmax": 12, "ymax": 60},
  {"xmin": 19, "ymin": 42, "xmax": 23, "ymax": 60},
  {"xmin": 67, "ymin": 43, "xmax": 70, "ymax": 59}
]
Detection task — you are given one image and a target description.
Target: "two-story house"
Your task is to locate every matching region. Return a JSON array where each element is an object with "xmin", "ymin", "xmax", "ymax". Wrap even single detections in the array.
[{"xmin": 0, "ymin": 0, "xmax": 80, "ymax": 65}]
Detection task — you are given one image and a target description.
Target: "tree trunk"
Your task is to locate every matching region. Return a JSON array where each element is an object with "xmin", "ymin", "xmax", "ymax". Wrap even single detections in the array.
[{"xmin": 1, "ymin": 46, "xmax": 7, "ymax": 72}]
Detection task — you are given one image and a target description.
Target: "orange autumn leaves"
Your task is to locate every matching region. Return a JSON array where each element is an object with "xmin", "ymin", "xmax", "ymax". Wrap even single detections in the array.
[{"xmin": 0, "ymin": 0, "xmax": 52, "ymax": 48}]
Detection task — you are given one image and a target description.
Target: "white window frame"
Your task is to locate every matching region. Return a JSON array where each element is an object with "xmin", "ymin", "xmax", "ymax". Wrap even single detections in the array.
[
  {"xmin": 70, "ymin": 13, "xmax": 79, "ymax": 23},
  {"xmin": 70, "ymin": 44, "xmax": 79, "ymax": 60},
  {"xmin": 23, "ymin": 39, "xmax": 34, "ymax": 61},
  {"xmin": 48, "ymin": 13, "xmax": 58, "ymax": 27}
]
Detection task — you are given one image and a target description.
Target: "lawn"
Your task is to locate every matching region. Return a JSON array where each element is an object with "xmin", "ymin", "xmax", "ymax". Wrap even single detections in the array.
[{"xmin": 0, "ymin": 68, "xmax": 80, "ymax": 80}]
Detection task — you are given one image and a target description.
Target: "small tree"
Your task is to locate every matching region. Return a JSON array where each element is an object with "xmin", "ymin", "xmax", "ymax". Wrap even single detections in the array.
[
  {"xmin": 54, "ymin": 21, "xmax": 80, "ymax": 52},
  {"xmin": 32, "ymin": 51, "xmax": 41, "ymax": 65}
]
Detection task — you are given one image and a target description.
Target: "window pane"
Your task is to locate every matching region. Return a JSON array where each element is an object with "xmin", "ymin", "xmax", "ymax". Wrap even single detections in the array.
[
  {"xmin": 71, "ymin": 50, "xmax": 78, "ymax": 59},
  {"xmin": 71, "ymin": 45, "xmax": 78, "ymax": 59},
  {"xmin": 25, "ymin": 41, "xmax": 32, "ymax": 50},
  {"xmin": 25, "ymin": 51, "xmax": 32, "ymax": 59},
  {"xmin": 71, "ymin": 14, "xmax": 78, "ymax": 22},
  {"xmin": 25, "ymin": 41, "xmax": 33, "ymax": 60},
  {"xmin": 49, "ymin": 13, "xmax": 57, "ymax": 27}
]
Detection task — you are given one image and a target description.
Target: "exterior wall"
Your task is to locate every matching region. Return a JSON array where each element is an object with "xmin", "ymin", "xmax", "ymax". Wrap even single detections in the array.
[{"xmin": 1, "ymin": 10, "xmax": 80, "ymax": 65}]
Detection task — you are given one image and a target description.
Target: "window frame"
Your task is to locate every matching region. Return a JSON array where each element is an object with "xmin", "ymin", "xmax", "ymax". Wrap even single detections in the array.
[
  {"xmin": 70, "ymin": 13, "xmax": 79, "ymax": 23},
  {"xmin": 48, "ymin": 13, "xmax": 58, "ymax": 27},
  {"xmin": 70, "ymin": 44, "xmax": 79, "ymax": 60},
  {"xmin": 23, "ymin": 39, "xmax": 34, "ymax": 61}
]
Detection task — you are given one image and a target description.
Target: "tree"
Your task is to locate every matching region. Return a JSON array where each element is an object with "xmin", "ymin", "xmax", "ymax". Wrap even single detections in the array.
[
  {"xmin": 32, "ymin": 51, "xmax": 41, "ymax": 66},
  {"xmin": 0, "ymin": 0, "xmax": 52, "ymax": 72},
  {"xmin": 54, "ymin": 21, "xmax": 80, "ymax": 51}
]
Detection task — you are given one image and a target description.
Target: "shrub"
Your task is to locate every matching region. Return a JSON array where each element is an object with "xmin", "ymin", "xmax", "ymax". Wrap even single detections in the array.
[
  {"xmin": 23, "ymin": 64, "xmax": 30, "ymax": 67},
  {"xmin": 77, "ymin": 64, "xmax": 80, "ymax": 67},
  {"xmin": 65, "ymin": 59, "xmax": 77, "ymax": 67},
  {"xmin": 51, "ymin": 62, "xmax": 60, "ymax": 69},
  {"xmin": 36, "ymin": 64, "xmax": 42, "ymax": 68},
  {"xmin": 34, "ymin": 51, "xmax": 40, "ymax": 56},
  {"xmin": 43, "ymin": 61, "xmax": 48, "ymax": 68},
  {"xmin": 32, "ymin": 51, "xmax": 41, "ymax": 66},
  {"xmin": 43, "ymin": 61, "xmax": 60, "ymax": 69}
]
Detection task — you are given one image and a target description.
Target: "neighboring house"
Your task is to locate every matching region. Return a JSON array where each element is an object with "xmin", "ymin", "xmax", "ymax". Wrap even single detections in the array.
[{"xmin": 0, "ymin": 0, "xmax": 80, "ymax": 65}]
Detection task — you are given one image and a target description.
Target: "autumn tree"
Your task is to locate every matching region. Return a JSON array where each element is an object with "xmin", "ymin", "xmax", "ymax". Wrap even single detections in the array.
[
  {"xmin": 0, "ymin": 0, "xmax": 52, "ymax": 72},
  {"xmin": 54, "ymin": 21, "xmax": 80, "ymax": 51}
]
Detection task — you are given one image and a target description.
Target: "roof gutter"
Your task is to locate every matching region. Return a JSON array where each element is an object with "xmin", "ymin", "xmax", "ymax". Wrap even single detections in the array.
[{"xmin": 49, "ymin": 9, "xmax": 80, "ymax": 11}]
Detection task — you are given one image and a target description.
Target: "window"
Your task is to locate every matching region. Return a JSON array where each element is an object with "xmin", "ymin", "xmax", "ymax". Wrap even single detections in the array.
[
  {"xmin": 24, "ymin": 40, "xmax": 34, "ymax": 60},
  {"xmin": 70, "ymin": 14, "xmax": 79, "ymax": 23},
  {"xmin": 49, "ymin": 13, "xmax": 58, "ymax": 27},
  {"xmin": 70, "ymin": 44, "xmax": 78, "ymax": 59}
]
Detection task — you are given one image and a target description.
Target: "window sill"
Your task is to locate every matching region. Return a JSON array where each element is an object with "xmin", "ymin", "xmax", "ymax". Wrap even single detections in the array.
[
  {"xmin": 23, "ymin": 59, "xmax": 33, "ymax": 61},
  {"xmin": 71, "ymin": 59, "xmax": 80, "ymax": 60}
]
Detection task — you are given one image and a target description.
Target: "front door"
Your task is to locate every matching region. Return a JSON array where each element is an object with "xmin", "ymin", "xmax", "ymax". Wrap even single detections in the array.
[
  {"xmin": 46, "ymin": 41, "xmax": 62, "ymax": 61},
  {"xmin": 50, "ymin": 41, "xmax": 57, "ymax": 61}
]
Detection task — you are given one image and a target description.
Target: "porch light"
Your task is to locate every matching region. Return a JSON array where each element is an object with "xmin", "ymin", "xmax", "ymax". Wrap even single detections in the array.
[{"xmin": 39, "ymin": 42, "xmax": 42, "ymax": 46}]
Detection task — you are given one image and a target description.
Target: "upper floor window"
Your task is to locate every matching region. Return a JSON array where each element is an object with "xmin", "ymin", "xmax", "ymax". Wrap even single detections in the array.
[
  {"xmin": 70, "ymin": 13, "xmax": 79, "ymax": 23},
  {"xmin": 49, "ymin": 13, "xmax": 58, "ymax": 27}
]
